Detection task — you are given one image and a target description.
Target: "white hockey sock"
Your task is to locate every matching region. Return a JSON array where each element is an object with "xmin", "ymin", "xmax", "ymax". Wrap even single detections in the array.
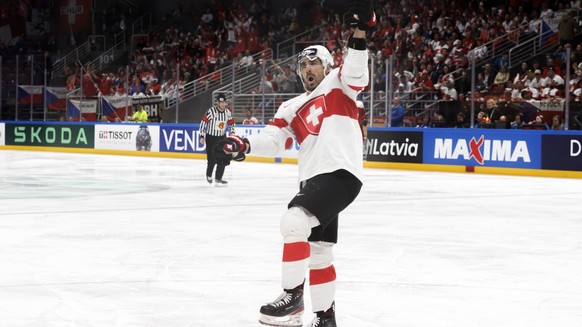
[
  {"xmin": 310, "ymin": 264, "xmax": 336, "ymax": 312},
  {"xmin": 282, "ymin": 241, "xmax": 310, "ymax": 290}
]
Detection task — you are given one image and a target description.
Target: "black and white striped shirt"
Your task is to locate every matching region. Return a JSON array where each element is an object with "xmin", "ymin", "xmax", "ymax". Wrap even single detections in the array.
[{"xmin": 199, "ymin": 107, "xmax": 236, "ymax": 137}]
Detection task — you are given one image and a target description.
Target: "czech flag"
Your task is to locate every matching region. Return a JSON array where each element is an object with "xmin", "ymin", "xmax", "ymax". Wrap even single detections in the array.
[
  {"xmin": 46, "ymin": 87, "xmax": 69, "ymax": 110},
  {"xmin": 17, "ymin": 85, "xmax": 44, "ymax": 105},
  {"xmin": 102, "ymin": 94, "xmax": 132, "ymax": 121},
  {"xmin": 67, "ymin": 98, "xmax": 98, "ymax": 121}
]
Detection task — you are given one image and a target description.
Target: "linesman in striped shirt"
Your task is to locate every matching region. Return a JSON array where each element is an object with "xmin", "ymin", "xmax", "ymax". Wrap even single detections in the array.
[{"xmin": 199, "ymin": 93, "xmax": 236, "ymax": 186}]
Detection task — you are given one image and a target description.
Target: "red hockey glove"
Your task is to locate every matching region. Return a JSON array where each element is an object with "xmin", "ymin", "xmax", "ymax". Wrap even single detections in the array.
[
  {"xmin": 213, "ymin": 135, "xmax": 249, "ymax": 165},
  {"xmin": 222, "ymin": 135, "xmax": 249, "ymax": 154},
  {"xmin": 348, "ymin": 0, "xmax": 376, "ymax": 30}
]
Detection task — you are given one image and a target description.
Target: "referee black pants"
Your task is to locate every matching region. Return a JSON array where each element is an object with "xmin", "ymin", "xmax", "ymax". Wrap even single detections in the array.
[{"xmin": 205, "ymin": 134, "xmax": 226, "ymax": 180}]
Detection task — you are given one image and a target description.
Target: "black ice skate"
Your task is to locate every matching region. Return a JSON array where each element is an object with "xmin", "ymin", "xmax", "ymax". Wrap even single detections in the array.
[
  {"xmin": 307, "ymin": 302, "xmax": 336, "ymax": 327},
  {"xmin": 214, "ymin": 179, "xmax": 228, "ymax": 187},
  {"xmin": 259, "ymin": 284, "xmax": 304, "ymax": 327},
  {"xmin": 206, "ymin": 176, "xmax": 213, "ymax": 184}
]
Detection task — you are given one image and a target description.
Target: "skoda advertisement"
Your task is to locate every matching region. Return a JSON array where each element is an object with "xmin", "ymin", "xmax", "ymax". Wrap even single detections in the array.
[{"xmin": 5, "ymin": 123, "xmax": 95, "ymax": 148}]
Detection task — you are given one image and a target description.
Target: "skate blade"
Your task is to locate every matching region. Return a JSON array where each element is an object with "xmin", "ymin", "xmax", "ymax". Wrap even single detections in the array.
[{"xmin": 259, "ymin": 312, "xmax": 303, "ymax": 327}]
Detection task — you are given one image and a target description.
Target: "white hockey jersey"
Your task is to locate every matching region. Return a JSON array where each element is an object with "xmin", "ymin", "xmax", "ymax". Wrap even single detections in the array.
[{"xmin": 247, "ymin": 47, "xmax": 369, "ymax": 183}]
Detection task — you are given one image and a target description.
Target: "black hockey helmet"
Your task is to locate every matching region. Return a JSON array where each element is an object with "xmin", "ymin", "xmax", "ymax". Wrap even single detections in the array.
[{"xmin": 216, "ymin": 93, "xmax": 227, "ymax": 102}]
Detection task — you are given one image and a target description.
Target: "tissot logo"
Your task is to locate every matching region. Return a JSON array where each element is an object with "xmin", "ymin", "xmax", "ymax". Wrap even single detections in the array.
[
  {"xmin": 434, "ymin": 136, "xmax": 531, "ymax": 164},
  {"xmin": 98, "ymin": 131, "xmax": 133, "ymax": 140}
]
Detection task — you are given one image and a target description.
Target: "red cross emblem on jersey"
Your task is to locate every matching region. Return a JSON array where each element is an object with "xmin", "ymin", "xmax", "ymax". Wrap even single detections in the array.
[{"xmin": 293, "ymin": 95, "xmax": 327, "ymax": 143}]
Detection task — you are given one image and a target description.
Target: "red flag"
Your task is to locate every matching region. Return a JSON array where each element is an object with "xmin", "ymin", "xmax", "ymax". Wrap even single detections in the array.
[{"xmin": 55, "ymin": 0, "xmax": 91, "ymax": 33}]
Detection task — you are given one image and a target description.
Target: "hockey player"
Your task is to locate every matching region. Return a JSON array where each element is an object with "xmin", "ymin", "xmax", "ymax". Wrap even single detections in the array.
[
  {"xmin": 214, "ymin": 1, "xmax": 375, "ymax": 325},
  {"xmin": 199, "ymin": 93, "xmax": 236, "ymax": 186}
]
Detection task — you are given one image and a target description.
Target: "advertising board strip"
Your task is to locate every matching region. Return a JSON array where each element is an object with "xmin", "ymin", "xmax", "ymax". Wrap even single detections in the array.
[
  {"xmin": 4, "ymin": 123, "xmax": 95, "ymax": 148},
  {"xmin": 365, "ymin": 130, "xmax": 423, "ymax": 163},
  {"xmin": 4, "ymin": 122, "xmax": 582, "ymax": 178},
  {"xmin": 94, "ymin": 124, "xmax": 160, "ymax": 152},
  {"xmin": 422, "ymin": 129, "xmax": 541, "ymax": 169},
  {"xmin": 158, "ymin": 124, "xmax": 300, "ymax": 159},
  {"xmin": 0, "ymin": 123, "xmax": 5, "ymax": 146},
  {"xmin": 159, "ymin": 125, "xmax": 205, "ymax": 153},
  {"xmin": 541, "ymin": 134, "xmax": 582, "ymax": 171}
]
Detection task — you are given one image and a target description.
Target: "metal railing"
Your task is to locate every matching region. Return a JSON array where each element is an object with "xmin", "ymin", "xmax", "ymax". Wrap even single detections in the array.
[
  {"xmin": 227, "ymin": 90, "xmax": 441, "ymax": 126},
  {"xmin": 231, "ymin": 93, "xmax": 297, "ymax": 124},
  {"xmin": 88, "ymin": 31, "xmax": 127, "ymax": 72},
  {"xmin": 219, "ymin": 73, "xmax": 261, "ymax": 94},
  {"xmin": 508, "ymin": 28, "xmax": 559, "ymax": 68},
  {"xmin": 215, "ymin": 56, "xmax": 296, "ymax": 94},
  {"xmin": 166, "ymin": 49, "xmax": 273, "ymax": 108},
  {"xmin": 51, "ymin": 41, "xmax": 92, "ymax": 76},
  {"xmin": 132, "ymin": 12, "xmax": 152, "ymax": 35},
  {"xmin": 467, "ymin": 23, "xmax": 551, "ymax": 70},
  {"xmin": 51, "ymin": 12, "xmax": 151, "ymax": 78}
]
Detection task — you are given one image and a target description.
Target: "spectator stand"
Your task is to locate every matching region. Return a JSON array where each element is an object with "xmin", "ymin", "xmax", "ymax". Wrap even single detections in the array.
[
  {"xmin": 276, "ymin": 24, "xmax": 327, "ymax": 59},
  {"xmin": 116, "ymin": 1, "xmax": 340, "ymax": 123},
  {"xmin": 214, "ymin": 55, "xmax": 298, "ymax": 125},
  {"xmin": 173, "ymin": 1, "xmax": 581, "ymax": 128},
  {"xmin": 2, "ymin": 52, "xmax": 54, "ymax": 121},
  {"xmin": 7, "ymin": 0, "xmax": 581, "ymax": 129},
  {"xmin": 159, "ymin": 48, "xmax": 277, "ymax": 123},
  {"xmin": 233, "ymin": 1, "xmax": 582, "ymax": 130},
  {"xmin": 142, "ymin": 0, "xmax": 323, "ymax": 122},
  {"xmin": 50, "ymin": 6, "xmax": 147, "ymax": 85}
]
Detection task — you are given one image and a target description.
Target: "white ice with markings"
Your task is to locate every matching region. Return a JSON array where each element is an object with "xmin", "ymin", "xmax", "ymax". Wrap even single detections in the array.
[{"xmin": 1, "ymin": 150, "xmax": 582, "ymax": 327}]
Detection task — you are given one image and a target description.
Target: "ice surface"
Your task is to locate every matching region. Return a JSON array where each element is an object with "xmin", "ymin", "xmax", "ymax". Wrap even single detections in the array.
[{"xmin": 1, "ymin": 150, "xmax": 581, "ymax": 327}]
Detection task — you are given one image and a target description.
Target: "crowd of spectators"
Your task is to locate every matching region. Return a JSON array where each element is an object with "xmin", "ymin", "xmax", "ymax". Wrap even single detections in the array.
[
  {"xmin": 353, "ymin": 0, "xmax": 582, "ymax": 128},
  {"xmin": 3, "ymin": 0, "xmax": 582, "ymax": 127},
  {"xmin": 60, "ymin": 0, "xmax": 330, "ymax": 103},
  {"xmin": 229, "ymin": 0, "xmax": 582, "ymax": 128}
]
